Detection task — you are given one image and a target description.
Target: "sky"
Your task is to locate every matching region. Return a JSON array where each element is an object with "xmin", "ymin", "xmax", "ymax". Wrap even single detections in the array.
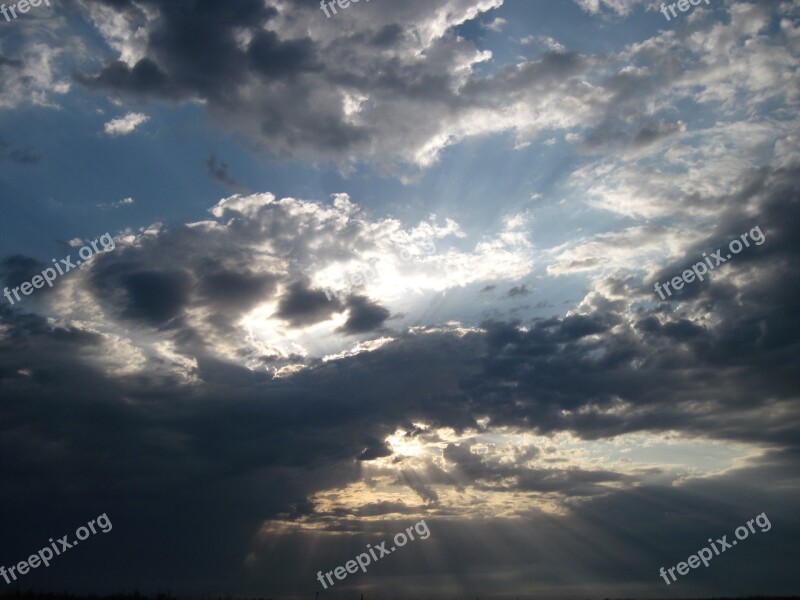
[{"xmin": 0, "ymin": 0, "xmax": 799, "ymax": 598}]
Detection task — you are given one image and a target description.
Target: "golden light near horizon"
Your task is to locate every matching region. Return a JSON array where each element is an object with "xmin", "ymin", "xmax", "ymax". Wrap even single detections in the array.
[{"xmin": 268, "ymin": 426, "xmax": 765, "ymax": 530}]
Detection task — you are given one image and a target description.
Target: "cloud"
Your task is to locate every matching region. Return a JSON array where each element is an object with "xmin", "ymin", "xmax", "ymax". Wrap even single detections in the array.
[
  {"xmin": 276, "ymin": 279, "xmax": 344, "ymax": 328},
  {"xmin": 0, "ymin": 55, "xmax": 23, "ymax": 69},
  {"xmin": 482, "ymin": 17, "xmax": 506, "ymax": 32},
  {"xmin": 6, "ymin": 147, "xmax": 41, "ymax": 164},
  {"xmin": 506, "ymin": 284, "xmax": 531, "ymax": 297},
  {"xmin": 0, "ymin": 136, "xmax": 40, "ymax": 164},
  {"xmin": 103, "ymin": 112, "xmax": 150, "ymax": 136},
  {"xmin": 337, "ymin": 294, "xmax": 392, "ymax": 335},
  {"xmin": 1, "ymin": 151, "xmax": 799, "ymax": 593},
  {"xmin": 519, "ymin": 35, "xmax": 565, "ymax": 52},
  {"xmin": 581, "ymin": 119, "xmax": 687, "ymax": 155},
  {"xmin": 97, "ymin": 196, "xmax": 135, "ymax": 209},
  {"xmin": 0, "ymin": 43, "xmax": 71, "ymax": 110},
  {"xmin": 4, "ymin": 0, "xmax": 776, "ymax": 178},
  {"xmin": 573, "ymin": 0, "xmax": 646, "ymax": 16},
  {"xmin": 0, "ymin": 0, "xmax": 789, "ymax": 176},
  {"xmin": 546, "ymin": 225, "xmax": 695, "ymax": 277},
  {"xmin": 7, "ymin": 191, "xmax": 524, "ymax": 376},
  {"xmin": 206, "ymin": 155, "xmax": 244, "ymax": 190},
  {"xmin": 69, "ymin": 0, "xmax": 608, "ymax": 169}
]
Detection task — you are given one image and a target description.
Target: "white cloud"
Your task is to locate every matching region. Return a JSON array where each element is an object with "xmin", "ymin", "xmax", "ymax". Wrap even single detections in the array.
[
  {"xmin": 0, "ymin": 44, "xmax": 71, "ymax": 110},
  {"xmin": 103, "ymin": 112, "xmax": 150, "ymax": 136},
  {"xmin": 482, "ymin": 17, "xmax": 506, "ymax": 32},
  {"xmin": 573, "ymin": 0, "xmax": 645, "ymax": 16},
  {"xmin": 520, "ymin": 35, "xmax": 565, "ymax": 52},
  {"xmin": 97, "ymin": 196, "xmax": 135, "ymax": 209},
  {"xmin": 546, "ymin": 225, "xmax": 701, "ymax": 277}
]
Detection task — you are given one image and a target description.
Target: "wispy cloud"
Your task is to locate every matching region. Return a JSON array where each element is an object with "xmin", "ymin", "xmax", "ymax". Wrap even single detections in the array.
[
  {"xmin": 97, "ymin": 196, "xmax": 135, "ymax": 209},
  {"xmin": 482, "ymin": 17, "xmax": 506, "ymax": 32},
  {"xmin": 206, "ymin": 155, "xmax": 245, "ymax": 191},
  {"xmin": 0, "ymin": 136, "xmax": 40, "ymax": 165}
]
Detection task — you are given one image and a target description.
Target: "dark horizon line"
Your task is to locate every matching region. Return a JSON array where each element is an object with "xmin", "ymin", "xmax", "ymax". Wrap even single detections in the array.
[{"xmin": 2, "ymin": 591, "xmax": 800, "ymax": 600}]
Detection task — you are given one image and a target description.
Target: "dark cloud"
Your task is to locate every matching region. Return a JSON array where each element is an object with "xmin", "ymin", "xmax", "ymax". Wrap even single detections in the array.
[
  {"xmin": 205, "ymin": 155, "xmax": 244, "ymax": 191},
  {"xmin": 75, "ymin": 58, "xmax": 186, "ymax": 100},
  {"xmin": 506, "ymin": 284, "xmax": 531, "ymax": 297},
  {"xmin": 0, "ymin": 136, "xmax": 41, "ymax": 165},
  {"xmin": 276, "ymin": 279, "xmax": 343, "ymax": 327},
  {"xmin": 74, "ymin": 0, "xmax": 290, "ymax": 101},
  {"xmin": 7, "ymin": 147, "xmax": 41, "ymax": 164},
  {"xmin": 357, "ymin": 436, "xmax": 393, "ymax": 461},
  {"xmin": 0, "ymin": 255, "xmax": 45, "ymax": 290},
  {"xmin": 442, "ymin": 439, "xmax": 629, "ymax": 496},
  {"xmin": 73, "ymin": 0, "xmax": 313, "ymax": 104},
  {"xmin": 631, "ymin": 120, "xmax": 683, "ymax": 148},
  {"xmin": 246, "ymin": 30, "xmax": 319, "ymax": 78},
  {"xmin": 582, "ymin": 118, "xmax": 683, "ymax": 153},
  {"xmin": 371, "ymin": 24, "xmax": 405, "ymax": 48},
  {"xmin": 1, "ymin": 278, "xmax": 798, "ymax": 595},
  {"xmin": 0, "ymin": 55, "xmax": 23, "ymax": 69},
  {"xmin": 198, "ymin": 270, "xmax": 277, "ymax": 314},
  {"xmin": 338, "ymin": 294, "xmax": 391, "ymax": 335},
  {"xmin": 119, "ymin": 270, "xmax": 192, "ymax": 326}
]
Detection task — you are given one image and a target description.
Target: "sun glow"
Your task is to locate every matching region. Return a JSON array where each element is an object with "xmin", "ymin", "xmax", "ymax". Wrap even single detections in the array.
[
  {"xmin": 273, "ymin": 427, "xmax": 768, "ymax": 529},
  {"xmin": 385, "ymin": 429, "xmax": 427, "ymax": 458}
]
